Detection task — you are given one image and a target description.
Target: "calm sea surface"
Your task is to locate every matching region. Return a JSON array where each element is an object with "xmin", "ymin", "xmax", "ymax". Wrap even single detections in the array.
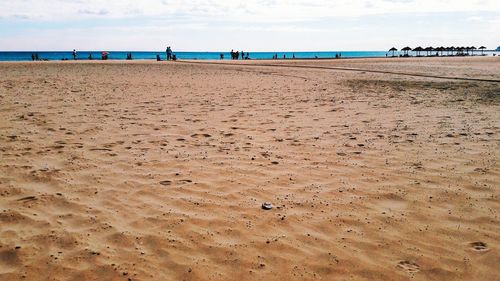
[
  {"xmin": 0, "ymin": 51, "xmax": 396, "ymax": 61},
  {"xmin": 1, "ymin": 51, "xmax": 497, "ymax": 61}
]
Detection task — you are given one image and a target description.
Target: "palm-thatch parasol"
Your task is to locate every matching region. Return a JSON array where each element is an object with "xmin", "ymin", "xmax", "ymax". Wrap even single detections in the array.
[
  {"xmin": 389, "ymin": 47, "xmax": 398, "ymax": 57},
  {"xmin": 479, "ymin": 46, "xmax": 486, "ymax": 55},
  {"xmin": 449, "ymin": 46, "xmax": 455, "ymax": 56},
  {"xmin": 401, "ymin": 46, "xmax": 412, "ymax": 56},
  {"xmin": 438, "ymin": 46, "xmax": 446, "ymax": 56},
  {"xmin": 445, "ymin": 47, "xmax": 452, "ymax": 56},
  {"xmin": 413, "ymin": 46, "xmax": 424, "ymax": 57},
  {"xmin": 470, "ymin": 46, "xmax": 477, "ymax": 56},
  {"xmin": 424, "ymin": 46, "xmax": 434, "ymax": 56}
]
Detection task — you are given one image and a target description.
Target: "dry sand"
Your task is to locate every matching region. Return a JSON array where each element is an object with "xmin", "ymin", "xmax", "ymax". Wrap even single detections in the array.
[{"xmin": 0, "ymin": 57, "xmax": 499, "ymax": 281}]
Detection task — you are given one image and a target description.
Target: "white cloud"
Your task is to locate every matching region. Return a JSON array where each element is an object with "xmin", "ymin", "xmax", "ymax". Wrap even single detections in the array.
[
  {"xmin": 78, "ymin": 9, "xmax": 109, "ymax": 16},
  {"xmin": 1, "ymin": 0, "xmax": 499, "ymax": 51},
  {"xmin": 0, "ymin": 0, "xmax": 499, "ymax": 21}
]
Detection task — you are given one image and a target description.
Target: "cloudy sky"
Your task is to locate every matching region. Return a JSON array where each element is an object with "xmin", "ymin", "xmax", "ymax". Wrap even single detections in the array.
[{"xmin": 0, "ymin": 0, "xmax": 499, "ymax": 51}]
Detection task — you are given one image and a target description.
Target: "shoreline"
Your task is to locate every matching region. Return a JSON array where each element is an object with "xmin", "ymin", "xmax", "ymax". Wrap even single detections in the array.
[
  {"xmin": 1, "ymin": 51, "xmax": 498, "ymax": 63},
  {"xmin": 0, "ymin": 54, "xmax": 498, "ymax": 64}
]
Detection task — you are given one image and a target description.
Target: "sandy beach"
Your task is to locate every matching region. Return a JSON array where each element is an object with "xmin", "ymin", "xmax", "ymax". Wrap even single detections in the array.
[{"xmin": 0, "ymin": 57, "xmax": 499, "ymax": 281}]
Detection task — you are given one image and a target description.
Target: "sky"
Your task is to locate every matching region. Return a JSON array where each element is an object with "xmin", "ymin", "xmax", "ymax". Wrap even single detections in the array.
[{"xmin": 0, "ymin": 0, "xmax": 499, "ymax": 51}]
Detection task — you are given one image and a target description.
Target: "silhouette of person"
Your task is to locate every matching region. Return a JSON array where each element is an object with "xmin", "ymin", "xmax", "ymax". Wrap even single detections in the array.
[
  {"xmin": 166, "ymin": 47, "xmax": 172, "ymax": 60},
  {"xmin": 72, "ymin": 49, "xmax": 77, "ymax": 60}
]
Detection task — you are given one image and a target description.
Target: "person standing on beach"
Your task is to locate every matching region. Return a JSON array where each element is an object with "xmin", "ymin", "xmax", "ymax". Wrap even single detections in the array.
[
  {"xmin": 72, "ymin": 49, "xmax": 77, "ymax": 60},
  {"xmin": 166, "ymin": 47, "xmax": 172, "ymax": 60}
]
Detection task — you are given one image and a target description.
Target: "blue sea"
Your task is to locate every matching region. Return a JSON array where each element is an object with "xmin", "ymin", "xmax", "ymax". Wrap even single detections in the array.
[
  {"xmin": 0, "ymin": 51, "xmax": 394, "ymax": 61},
  {"xmin": 1, "ymin": 51, "xmax": 497, "ymax": 61}
]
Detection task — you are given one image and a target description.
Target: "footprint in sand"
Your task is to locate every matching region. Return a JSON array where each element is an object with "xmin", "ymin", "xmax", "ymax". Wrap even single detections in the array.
[
  {"xmin": 469, "ymin": 241, "xmax": 489, "ymax": 252},
  {"xmin": 178, "ymin": 179, "xmax": 193, "ymax": 184},
  {"xmin": 397, "ymin": 260, "xmax": 420, "ymax": 273},
  {"xmin": 160, "ymin": 179, "xmax": 192, "ymax": 186},
  {"xmin": 191, "ymin": 133, "xmax": 211, "ymax": 138},
  {"xmin": 17, "ymin": 196, "xmax": 37, "ymax": 202}
]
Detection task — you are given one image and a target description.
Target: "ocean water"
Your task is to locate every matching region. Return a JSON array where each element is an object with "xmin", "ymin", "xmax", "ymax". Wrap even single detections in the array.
[
  {"xmin": 0, "ymin": 51, "xmax": 391, "ymax": 61},
  {"xmin": 0, "ymin": 51, "xmax": 497, "ymax": 61}
]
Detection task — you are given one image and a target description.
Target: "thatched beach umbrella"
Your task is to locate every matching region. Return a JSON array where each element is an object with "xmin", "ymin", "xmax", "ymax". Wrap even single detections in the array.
[
  {"xmin": 389, "ymin": 47, "xmax": 397, "ymax": 57},
  {"xmin": 449, "ymin": 46, "xmax": 455, "ymax": 56},
  {"xmin": 413, "ymin": 46, "xmax": 424, "ymax": 57},
  {"xmin": 446, "ymin": 47, "xmax": 455, "ymax": 56},
  {"xmin": 424, "ymin": 46, "xmax": 434, "ymax": 56},
  {"xmin": 438, "ymin": 46, "xmax": 445, "ymax": 56},
  {"xmin": 479, "ymin": 46, "xmax": 486, "ymax": 55},
  {"xmin": 402, "ymin": 46, "xmax": 412, "ymax": 56},
  {"xmin": 470, "ymin": 46, "xmax": 477, "ymax": 56}
]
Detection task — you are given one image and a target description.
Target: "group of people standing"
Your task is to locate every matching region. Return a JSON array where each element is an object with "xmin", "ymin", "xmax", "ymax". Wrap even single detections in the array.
[
  {"xmin": 70, "ymin": 49, "xmax": 110, "ymax": 60},
  {"xmin": 228, "ymin": 50, "xmax": 249, "ymax": 60},
  {"xmin": 166, "ymin": 46, "xmax": 175, "ymax": 60},
  {"xmin": 156, "ymin": 46, "xmax": 176, "ymax": 61}
]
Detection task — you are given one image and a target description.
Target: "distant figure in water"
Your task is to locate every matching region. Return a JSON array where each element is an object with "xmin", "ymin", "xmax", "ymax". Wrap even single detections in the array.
[
  {"xmin": 31, "ymin": 53, "xmax": 35, "ymax": 61},
  {"xmin": 220, "ymin": 53, "xmax": 224, "ymax": 60},
  {"xmin": 156, "ymin": 54, "xmax": 161, "ymax": 61},
  {"xmin": 88, "ymin": 53, "xmax": 93, "ymax": 60},
  {"xmin": 283, "ymin": 54, "xmax": 286, "ymax": 59},
  {"xmin": 35, "ymin": 53, "xmax": 39, "ymax": 60},
  {"xmin": 72, "ymin": 49, "xmax": 77, "ymax": 60},
  {"xmin": 126, "ymin": 52, "xmax": 132, "ymax": 60},
  {"xmin": 293, "ymin": 53, "xmax": 295, "ymax": 59}
]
